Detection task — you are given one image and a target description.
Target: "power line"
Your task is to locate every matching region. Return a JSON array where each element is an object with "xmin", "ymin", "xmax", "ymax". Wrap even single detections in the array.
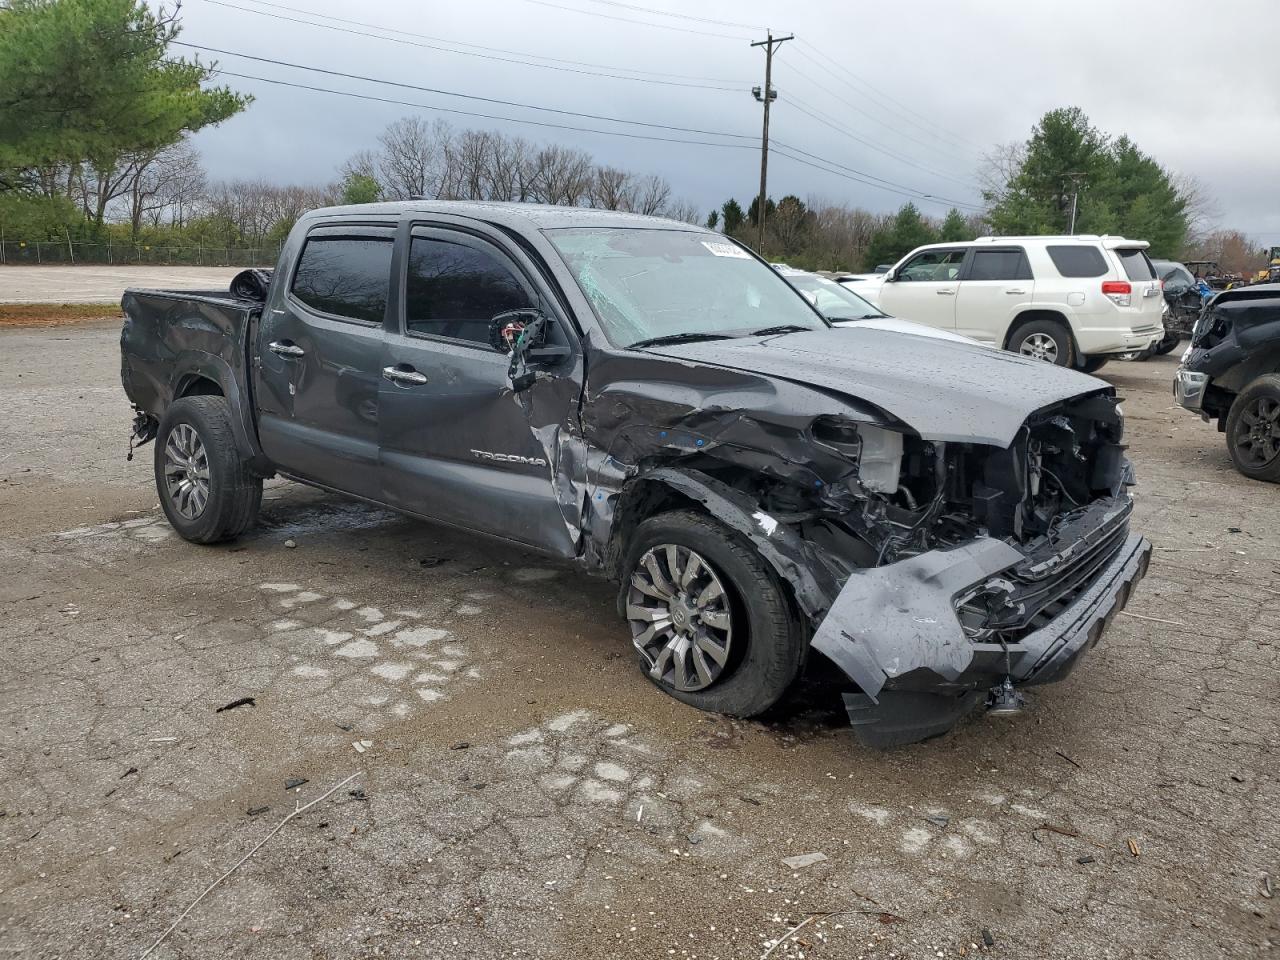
[
  {"xmin": 520, "ymin": 0, "xmax": 755, "ymax": 41},
  {"xmin": 772, "ymin": 139, "xmax": 982, "ymax": 210},
  {"xmin": 784, "ymin": 55, "xmax": 981, "ymax": 165},
  {"xmin": 569, "ymin": 0, "xmax": 763, "ymax": 31},
  {"xmin": 179, "ymin": 42, "xmax": 756, "ymax": 139},
  {"xmin": 794, "ymin": 38, "xmax": 986, "ymax": 154},
  {"xmin": 770, "ymin": 145, "xmax": 983, "ymax": 211},
  {"xmin": 783, "ymin": 95, "xmax": 981, "ymax": 191},
  {"xmin": 211, "ymin": 70, "xmax": 761, "ymax": 150},
  {"xmin": 205, "ymin": 68, "xmax": 980, "ymax": 212},
  {"xmin": 191, "ymin": 0, "xmax": 748, "ymax": 90}
]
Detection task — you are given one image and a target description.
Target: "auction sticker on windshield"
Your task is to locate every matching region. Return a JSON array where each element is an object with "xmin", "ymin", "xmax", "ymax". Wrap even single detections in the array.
[{"xmin": 701, "ymin": 240, "xmax": 751, "ymax": 259}]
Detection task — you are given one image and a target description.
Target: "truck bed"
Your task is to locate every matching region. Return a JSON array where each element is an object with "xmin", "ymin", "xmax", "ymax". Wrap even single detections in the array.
[{"xmin": 120, "ymin": 288, "xmax": 262, "ymax": 458}]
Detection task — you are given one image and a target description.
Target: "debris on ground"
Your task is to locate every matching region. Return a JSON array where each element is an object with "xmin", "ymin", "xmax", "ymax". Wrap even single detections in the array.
[
  {"xmin": 147, "ymin": 736, "xmax": 178, "ymax": 744},
  {"xmin": 246, "ymin": 806, "xmax": 269, "ymax": 817},
  {"xmin": 334, "ymin": 722, "xmax": 354, "ymax": 732},
  {"xmin": 283, "ymin": 539, "xmax": 297, "ymax": 549},
  {"xmin": 924, "ymin": 816, "xmax": 950, "ymax": 828},
  {"xmin": 215, "ymin": 696, "xmax": 256, "ymax": 713},
  {"xmin": 352, "ymin": 739, "xmax": 373, "ymax": 753},
  {"xmin": 120, "ymin": 767, "xmax": 138, "ymax": 779},
  {"xmin": 1260, "ymin": 874, "xmax": 1273, "ymax": 899},
  {"xmin": 1054, "ymin": 750, "xmax": 1082, "ymax": 768},
  {"xmin": 419, "ymin": 555, "xmax": 450, "ymax": 567},
  {"xmin": 781, "ymin": 852, "xmax": 828, "ymax": 870},
  {"xmin": 1127, "ymin": 838, "xmax": 1141, "ymax": 857},
  {"xmin": 348, "ymin": 788, "xmax": 368, "ymax": 801},
  {"xmin": 284, "ymin": 777, "xmax": 308, "ymax": 791},
  {"xmin": 449, "ymin": 741, "xmax": 470, "ymax": 750},
  {"xmin": 982, "ymin": 928, "xmax": 995, "ymax": 947}
]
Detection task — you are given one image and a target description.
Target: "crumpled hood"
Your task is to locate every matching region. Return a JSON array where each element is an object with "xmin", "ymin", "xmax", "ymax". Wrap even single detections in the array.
[{"xmin": 648, "ymin": 327, "xmax": 1109, "ymax": 447}]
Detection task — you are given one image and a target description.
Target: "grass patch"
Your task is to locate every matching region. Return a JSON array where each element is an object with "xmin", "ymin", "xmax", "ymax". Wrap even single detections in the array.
[{"xmin": 0, "ymin": 303, "xmax": 121, "ymax": 327}]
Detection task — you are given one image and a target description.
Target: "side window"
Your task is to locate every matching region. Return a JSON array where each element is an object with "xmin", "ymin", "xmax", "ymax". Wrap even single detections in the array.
[
  {"xmin": 291, "ymin": 236, "xmax": 393, "ymax": 323},
  {"xmin": 405, "ymin": 235, "xmax": 533, "ymax": 344},
  {"xmin": 1046, "ymin": 245, "xmax": 1108, "ymax": 278},
  {"xmin": 897, "ymin": 249, "xmax": 966, "ymax": 282},
  {"xmin": 967, "ymin": 249, "xmax": 1031, "ymax": 281}
]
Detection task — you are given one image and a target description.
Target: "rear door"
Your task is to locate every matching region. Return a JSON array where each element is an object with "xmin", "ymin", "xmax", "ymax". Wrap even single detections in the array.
[
  {"xmin": 955, "ymin": 246, "xmax": 1034, "ymax": 345},
  {"xmin": 877, "ymin": 248, "xmax": 967, "ymax": 329},
  {"xmin": 254, "ymin": 224, "xmax": 394, "ymax": 499},
  {"xmin": 378, "ymin": 223, "xmax": 583, "ymax": 554}
]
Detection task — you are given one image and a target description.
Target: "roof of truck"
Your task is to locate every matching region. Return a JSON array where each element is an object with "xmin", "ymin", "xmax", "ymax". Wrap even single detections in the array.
[{"xmin": 305, "ymin": 200, "xmax": 705, "ymax": 232}]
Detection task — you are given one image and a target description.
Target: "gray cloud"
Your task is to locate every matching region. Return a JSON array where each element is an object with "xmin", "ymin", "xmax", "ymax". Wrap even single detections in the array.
[{"xmin": 184, "ymin": 0, "xmax": 1278, "ymax": 241}]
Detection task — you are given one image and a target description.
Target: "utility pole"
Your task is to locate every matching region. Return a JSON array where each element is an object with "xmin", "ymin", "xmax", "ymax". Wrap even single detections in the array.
[
  {"xmin": 1064, "ymin": 172, "xmax": 1087, "ymax": 234},
  {"xmin": 751, "ymin": 30, "xmax": 792, "ymax": 252}
]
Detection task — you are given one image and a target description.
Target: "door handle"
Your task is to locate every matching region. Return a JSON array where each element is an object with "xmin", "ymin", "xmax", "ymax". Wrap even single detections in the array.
[
  {"xmin": 935, "ymin": 289, "xmax": 955, "ymax": 296},
  {"xmin": 268, "ymin": 340, "xmax": 305, "ymax": 358},
  {"xmin": 1005, "ymin": 288, "xmax": 1027, "ymax": 295},
  {"xmin": 382, "ymin": 365, "xmax": 428, "ymax": 385}
]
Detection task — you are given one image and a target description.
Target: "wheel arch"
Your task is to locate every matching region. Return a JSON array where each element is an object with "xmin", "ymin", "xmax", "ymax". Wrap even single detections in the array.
[
  {"xmin": 164, "ymin": 352, "xmax": 262, "ymax": 463},
  {"xmin": 608, "ymin": 466, "xmax": 839, "ymax": 625},
  {"xmin": 1002, "ymin": 309, "xmax": 1077, "ymax": 353}
]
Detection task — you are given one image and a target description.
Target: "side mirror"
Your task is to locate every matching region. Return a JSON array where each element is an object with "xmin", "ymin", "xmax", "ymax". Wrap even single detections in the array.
[
  {"xmin": 883, "ymin": 269, "xmax": 896, "ymax": 282},
  {"xmin": 491, "ymin": 309, "xmax": 570, "ymax": 391}
]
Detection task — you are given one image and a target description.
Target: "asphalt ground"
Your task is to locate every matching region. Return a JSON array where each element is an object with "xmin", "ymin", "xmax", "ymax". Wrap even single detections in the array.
[
  {"xmin": 0, "ymin": 318, "xmax": 1275, "ymax": 959},
  {"xmin": 0, "ymin": 266, "xmax": 243, "ymax": 304}
]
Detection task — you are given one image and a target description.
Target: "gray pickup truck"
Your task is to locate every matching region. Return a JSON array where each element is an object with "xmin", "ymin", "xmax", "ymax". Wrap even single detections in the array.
[{"xmin": 121, "ymin": 201, "xmax": 1151, "ymax": 746}]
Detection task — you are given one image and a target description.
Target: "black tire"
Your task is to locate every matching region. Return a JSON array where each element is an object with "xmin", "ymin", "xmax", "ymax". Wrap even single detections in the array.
[
  {"xmin": 1225, "ymin": 374, "xmax": 1280, "ymax": 483},
  {"xmin": 1079, "ymin": 355, "xmax": 1110, "ymax": 373},
  {"xmin": 1008, "ymin": 318, "xmax": 1075, "ymax": 367},
  {"xmin": 1154, "ymin": 332, "xmax": 1181, "ymax": 356},
  {"xmin": 154, "ymin": 396, "xmax": 263, "ymax": 543},
  {"xmin": 621, "ymin": 509, "xmax": 805, "ymax": 718}
]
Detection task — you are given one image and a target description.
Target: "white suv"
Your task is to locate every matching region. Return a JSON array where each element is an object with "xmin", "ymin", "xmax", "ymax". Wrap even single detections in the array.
[{"xmin": 840, "ymin": 236, "xmax": 1165, "ymax": 371}]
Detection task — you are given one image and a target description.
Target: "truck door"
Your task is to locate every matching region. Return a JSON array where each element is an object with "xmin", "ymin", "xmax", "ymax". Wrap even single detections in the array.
[
  {"xmin": 378, "ymin": 224, "xmax": 583, "ymax": 555},
  {"xmin": 254, "ymin": 224, "xmax": 394, "ymax": 500},
  {"xmin": 954, "ymin": 246, "xmax": 1034, "ymax": 346},
  {"xmin": 877, "ymin": 248, "xmax": 966, "ymax": 329}
]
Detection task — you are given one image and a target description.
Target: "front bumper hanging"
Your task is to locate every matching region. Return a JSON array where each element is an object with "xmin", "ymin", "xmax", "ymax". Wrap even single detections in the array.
[{"xmin": 811, "ymin": 523, "xmax": 1152, "ymax": 748}]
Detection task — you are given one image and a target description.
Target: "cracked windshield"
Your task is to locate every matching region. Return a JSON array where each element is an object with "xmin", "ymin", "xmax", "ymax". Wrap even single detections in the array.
[{"xmin": 547, "ymin": 227, "xmax": 826, "ymax": 346}]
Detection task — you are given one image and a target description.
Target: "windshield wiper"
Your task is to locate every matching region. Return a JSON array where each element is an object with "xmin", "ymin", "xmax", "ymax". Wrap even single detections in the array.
[
  {"xmin": 749, "ymin": 324, "xmax": 814, "ymax": 337},
  {"xmin": 628, "ymin": 332, "xmax": 739, "ymax": 349}
]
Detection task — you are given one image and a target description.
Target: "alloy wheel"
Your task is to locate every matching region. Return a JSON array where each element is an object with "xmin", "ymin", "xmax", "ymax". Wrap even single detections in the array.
[
  {"xmin": 1019, "ymin": 332, "xmax": 1060, "ymax": 363},
  {"xmin": 1234, "ymin": 396, "xmax": 1280, "ymax": 467},
  {"xmin": 163, "ymin": 423, "xmax": 211, "ymax": 519},
  {"xmin": 626, "ymin": 544, "xmax": 734, "ymax": 692}
]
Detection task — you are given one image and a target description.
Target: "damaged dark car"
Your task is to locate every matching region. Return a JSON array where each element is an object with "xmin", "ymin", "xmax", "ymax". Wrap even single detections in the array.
[
  {"xmin": 120, "ymin": 202, "xmax": 1151, "ymax": 746},
  {"xmin": 1174, "ymin": 283, "xmax": 1280, "ymax": 482}
]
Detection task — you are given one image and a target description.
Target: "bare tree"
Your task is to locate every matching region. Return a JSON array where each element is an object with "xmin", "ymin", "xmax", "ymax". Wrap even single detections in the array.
[
  {"xmin": 486, "ymin": 134, "xmax": 532, "ymax": 201},
  {"xmin": 976, "ymin": 140, "xmax": 1026, "ymax": 207},
  {"xmin": 661, "ymin": 199, "xmax": 701, "ymax": 225},
  {"xmin": 378, "ymin": 117, "xmax": 451, "ymax": 200},
  {"xmin": 529, "ymin": 145, "xmax": 593, "ymax": 205},
  {"xmin": 1172, "ymin": 172, "xmax": 1220, "ymax": 244},
  {"xmin": 633, "ymin": 174, "xmax": 672, "ymax": 216},
  {"xmin": 589, "ymin": 166, "xmax": 634, "ymax": 210},
  {"xmin": 126, "ymin": 143, "xmax": 206, "ymax": 235}
]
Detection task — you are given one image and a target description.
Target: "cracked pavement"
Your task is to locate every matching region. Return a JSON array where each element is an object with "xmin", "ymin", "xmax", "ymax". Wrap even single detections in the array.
[{"xmin": 0, "ymin": 320, "xmax": 1275, "ymax": 959}]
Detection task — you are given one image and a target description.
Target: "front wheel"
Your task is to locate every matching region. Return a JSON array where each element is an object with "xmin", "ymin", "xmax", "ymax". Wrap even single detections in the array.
[
  {"xmin": 155, "ymin": 396, "xmax": 263, "ymax": 543},
  {"xmin": 621, "ymin": 510, "xmax": 805, "ymax": 717},
  {"xmin": 1225, "ymin": 374, "xmax": 1280, "ymax": 483}
]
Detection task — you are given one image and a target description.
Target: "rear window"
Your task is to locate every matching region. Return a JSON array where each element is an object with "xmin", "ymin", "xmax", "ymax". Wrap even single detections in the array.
[
  {"xmin": 1046, "ymin": 245, "xmax": 1108, "ymax": 278},
  {"xmin": 291, "ymin": 236, "xmax": 394, "ymax": 323},
  {"xmin": 1117, "ymin": 248, "xmax": 1157, "ymax": 281}
]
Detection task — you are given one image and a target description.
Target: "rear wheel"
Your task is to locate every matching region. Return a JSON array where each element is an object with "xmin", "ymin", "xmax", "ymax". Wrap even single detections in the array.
[
  {"xmin": 1225, "ymin": 374, "xmax": 1280, "ymax": 483},
  {"xmin": 1153, "ymin": 332, "xmax": 1181, "ymax": 355},
  {"xmin": 622, "ymin": 510, "xmax": 804, "ymax": 717},
  {"xmin": 155, "ymin": 396, "xmax": 262, "ymax": 543},
  {"xmin": 1079, "ymin": 355, "xmax": 1110, "ymax": 373},
  {"xmin": 1010, "ymin": 318, "xmax": 1074, "ymax": 367}
]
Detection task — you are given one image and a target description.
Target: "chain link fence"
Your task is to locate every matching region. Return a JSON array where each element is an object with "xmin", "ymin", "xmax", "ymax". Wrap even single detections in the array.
[{"xmin": 0, "ymin": 240, "xmax": 278, "ymax": 267}]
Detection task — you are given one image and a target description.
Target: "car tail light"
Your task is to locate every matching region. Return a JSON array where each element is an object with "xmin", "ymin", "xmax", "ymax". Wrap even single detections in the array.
[{"xmin": 1102, "ymin": 280, "xmax": 1132, "ymax": 306}]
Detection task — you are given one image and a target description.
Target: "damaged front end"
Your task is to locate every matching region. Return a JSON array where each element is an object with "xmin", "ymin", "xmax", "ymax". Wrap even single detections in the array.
[{"xmin": 580, "ymin": 356, "xmax": 1150, "ymax": 748}]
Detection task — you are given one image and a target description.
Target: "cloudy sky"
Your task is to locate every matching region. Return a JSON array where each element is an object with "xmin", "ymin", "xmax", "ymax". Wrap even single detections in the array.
[{"xmin": 182, "ymin": 0, "xmax": 1280, "ymax": 243}]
